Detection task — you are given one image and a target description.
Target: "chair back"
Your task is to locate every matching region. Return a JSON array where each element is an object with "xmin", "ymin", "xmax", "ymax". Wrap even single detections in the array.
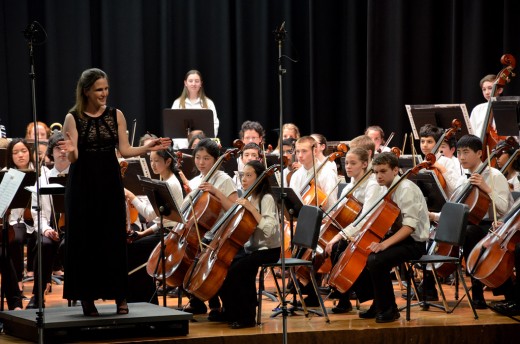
[
  {"xmin": 292, "ymin": 205, "xmax": 323, "ymax": 250},
  {"xmin": 435, "ymin": 202, "xmax": 469, "ymax": 246}
]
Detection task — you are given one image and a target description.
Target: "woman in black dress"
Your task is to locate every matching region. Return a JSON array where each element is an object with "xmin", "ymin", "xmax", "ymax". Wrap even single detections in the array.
[{"xmin": 59, "ymin": 68, "xmax": 170, "ymax": 316}]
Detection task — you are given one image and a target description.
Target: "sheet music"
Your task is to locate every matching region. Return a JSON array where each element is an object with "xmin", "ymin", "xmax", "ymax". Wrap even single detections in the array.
[
  {"xmin": 0, "ymin": 169, "xmax": 25, "ymax": 217},
  {"xmin": 139, "ymin": 157, "xmax": 151, "ymax": 178}
]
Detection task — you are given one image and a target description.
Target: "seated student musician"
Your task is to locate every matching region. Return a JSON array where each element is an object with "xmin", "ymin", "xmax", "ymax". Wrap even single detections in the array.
[
  {"xmin": 495, "ymin": 138, "xmax": 520, "ymax": 192},
  {"xmin": 440, "ymin": 136, "xmax": 463, "ymax": 176},
  {"xmin": 289, "ymin": 136, "xmax": 338, "ymax": 211},
  {"xmin": 324, "ymin": 147, "xmax": 384, "ymax": 313},
  {"xmin": 365, "ymin": 125, "xmax": 391, "ymax": 154},
  {"xmin": 311, "ymin": 133, "xmax": 338, "ymax": 175},
  {"xmin": 470, "ymin": 74, "xmax": 501, "ymax": 140},
  {"xmin": 26, "ymin": 132, "xmax": 69, "ymax": 309},
  {"xmin": 281, "ymin": 137, "xmax": 298, "ymax": 185},
  {"xmin": 419, "ymin": 124, "xmax": 462, "ymax": 198},
  {"xmin": 3, "ymin": 138, "xmax": 35, "ymax": 295},
  {"xmin": 272, "ymin": 123, "xmax": 300, "ymax": 155},
  {"xmin": 124, "ymin": 147, "xmax": 185, "ymax": 303},
  {"xmin": 217, "ymin": 161, "xmax": 281, "ymax": 329},
  {"xmin": 237, "ymin": 121, "xmax": 265, "ymax": 171},
  {"xmin": 232, "ymin": 142, "xmax": 262, "ymax": 190},
  {"xmin": 341, "ymin": 152, "xmax": 430, "ymax": 322},
  {"xmin": 183, "ymin": 138, "xmax": 238, "ymax": 315},
  {"xmin": 454, "ymin": 134, "xmax": 513, "ymax": 308}
]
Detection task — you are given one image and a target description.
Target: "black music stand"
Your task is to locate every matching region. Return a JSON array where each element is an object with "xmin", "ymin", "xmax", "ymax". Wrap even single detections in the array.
[
  {"xmin": 405, "ymin": 104, "xmax": 472, "ymax": 140},
  {"xmin": 0, "ymin": 148, "xmax": 6, "ymax": 169},
  {"xmin": 0, "ymin": 170, "xmax": 36, "ymax": 311},
  {"xmin": 398, "ymin": 155, "xmax": 423, "ymax": 172},
  {"xmin": 408, "ymin": 170, "xmax": 447, "ymax": 212},
  {"xmin": 122, "ymin": 157, "xmax": 160, "ymax": 195},
  {"xmin": 270, "ymin": 186, "xmax": 309, "ymax": 315},
  {"xmin": 162, "ymin": 109, "xmax": 215, "ymax": 138},
  {"xmin": 137, "ymin": 175, "xmax": 182, "ymax": 307},
  {"xmin": 492, "ymin": 96, "xmax": 520, "ymax": 136}
]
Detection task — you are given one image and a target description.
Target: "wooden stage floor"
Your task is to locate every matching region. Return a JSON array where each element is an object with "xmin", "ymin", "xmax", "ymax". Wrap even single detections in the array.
[{"xmin": 1, "ymin": 274, "xmax": 520, "ymax": 343}]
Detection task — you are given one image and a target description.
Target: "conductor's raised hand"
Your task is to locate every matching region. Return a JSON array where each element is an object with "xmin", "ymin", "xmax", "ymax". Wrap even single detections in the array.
[
  {"xmin": 57, "ymin": 132, "xmax": 75, "ymax": 153},
  {"xmin": 145, "ymin": 137, "xmax": 172, "ymax": 151}
]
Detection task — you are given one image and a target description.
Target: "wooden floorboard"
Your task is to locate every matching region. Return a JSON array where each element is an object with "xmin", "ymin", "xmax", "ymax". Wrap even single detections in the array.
[{"xmin": 1, "ymin": 274, "xmax": 520, "ymax": 343}]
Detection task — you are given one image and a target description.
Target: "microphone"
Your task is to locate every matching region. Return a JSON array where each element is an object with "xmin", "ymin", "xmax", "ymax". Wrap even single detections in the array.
[
  {"xmin": 273, "ymin": 20, "xmax": 287, "ymax": 41},
  {"xmin": 23, "ymin": 21, "xmax": 47, "ymax": 45},
  {"xmin": 278, "ymin": 21, "xmax": 286, "ymax": 33}
]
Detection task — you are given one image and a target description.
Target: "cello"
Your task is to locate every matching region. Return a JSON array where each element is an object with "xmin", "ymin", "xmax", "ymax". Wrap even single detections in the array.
[
  {"xmin": 466, "ymin": 199, "xmax": 520, "ymax": 288},
  {"xmin": 479, "ymin": 54, "xmax": 516, "ymax": 163},
  {"xmin": 328, "ymin": 154, "xmax": 434, "ymax": 293},
  {"xmin": 183, "ymin": 164, "xmax": 279, "ymax": 301},
  {"xmin": 146, "ymin": 141, "xmax": 243, "ymax": 286}
]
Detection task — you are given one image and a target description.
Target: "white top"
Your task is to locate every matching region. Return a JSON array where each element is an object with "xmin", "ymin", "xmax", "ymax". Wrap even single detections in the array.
[
  {"xmin": 341, "ymin": 176, "xmax": 430, "ymax": 242},
  {"xmin": 244, "ymin": 193, "xmax": 281, "ymax": 253},
  {"xmin": 507, "ymin": 171, "xmax": 520, "ymax": 192},
  {"xmin": 470, "ymin": 102, "xmax": 494, "ymax": 140},
  {"xmin": 131, "ymin": 173, "xmax": 184, "ymax": 232},
  {"xmin": 435, "ymin": 154, "xmax": 463, "ymax": 198},
  {"xmin": 454, "ymin": 162, "xmax": 513, "ymax": 218},
  {"xmin": 30, "ymin": 166, "xmax": 70, "ymax": 235},
  {"xmin": 172, "ymin": 97, "xmax": 219, "ymax": 137},
  {"xmin": 289, "ymin": 163, "xmax": 338, "ymax": 211}
]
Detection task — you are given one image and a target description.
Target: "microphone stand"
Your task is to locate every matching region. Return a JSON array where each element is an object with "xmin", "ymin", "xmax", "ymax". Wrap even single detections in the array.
[
  {"xmin": 23, "ymin": 21, "xmax": 47, "ymax": 344},
  {"xmin": 274, "ymin": 21, "xmax": 289, "ymax": 344}
]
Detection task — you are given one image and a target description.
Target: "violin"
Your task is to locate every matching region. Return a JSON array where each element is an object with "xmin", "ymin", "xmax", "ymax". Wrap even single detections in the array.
[
  {"xmin": 183, "ymin": 164, "xmax": 279, "ymax": 301},
  {"xmin": 480, "ymin": 54, "xmax": 516, "ymax": 163},
  {"xmin": 466, "ymin": 200, "xmax": 520, "ymax": 288},
  {"xmin": 146, "ymin": 141, "xmax": 244, "ymax": 286},
  {"xmin": 328, "ymin": 154, "xmax": 434, "ymax": 293}
]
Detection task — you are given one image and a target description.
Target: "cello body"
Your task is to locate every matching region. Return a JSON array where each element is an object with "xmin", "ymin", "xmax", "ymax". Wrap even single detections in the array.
[
  {"xmin": 328, "ymin": 198, "xmax": 400, "ymax": 293},
  {"xmin": 466, "ymin": 208, "xmax": 520, "ymax": 288}
]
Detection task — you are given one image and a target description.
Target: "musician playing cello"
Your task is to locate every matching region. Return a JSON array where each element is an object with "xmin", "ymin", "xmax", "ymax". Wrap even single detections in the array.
[
  {"xmin": 342, "ymin": 152, "xmax": 430, "ymax": 323},
  {"xmin": 451, "ymin": 135, "xmax": 513, "ymax": 308},
  {"xmin": 216, "ymin": 161, "xmax": 281, "ymax": 329}
]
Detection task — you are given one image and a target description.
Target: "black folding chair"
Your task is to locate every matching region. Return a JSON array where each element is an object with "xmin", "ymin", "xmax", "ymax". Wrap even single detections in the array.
[
  {"xmin": 257, "ymin": 205, "xmax": 330, "ymax": 324},
  {"xmin": 404, "ymin": 202, "xmax": 478, "ymax": 320}
]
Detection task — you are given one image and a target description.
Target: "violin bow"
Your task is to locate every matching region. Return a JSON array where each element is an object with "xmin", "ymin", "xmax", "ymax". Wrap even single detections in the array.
[{"xmin": 188, "ymin": 195, "xmax": 206, "ymax": 252}]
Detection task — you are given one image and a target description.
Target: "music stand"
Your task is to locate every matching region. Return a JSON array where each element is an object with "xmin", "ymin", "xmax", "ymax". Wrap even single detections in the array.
[
  {"xmin": 406, "ymin": 104, "xmax": 472, "ymax": 140},
  {"xmin": 137, "ymin": 175, "xmax": 183, "ymax": 307},
  {"xmin": 162, "ymin": 109, "xmax": 215, "ymax": 138},
  {"xmin": 408, "ymin": 171, "xmax": 447, "ymax": 212},
  {"xmin": 0, "ymin": 148, "xmax": 6, "ymax": 169},
  {"xmin": 271, "ymin": 186, "xmax": 309, "ymax": 315},
  {"xmin": 492, "ymin": 96, "xmax": 520, "ymax": 136},
  {"xmin": 398, "ymin": 155, "xmax": 423, "ymax": 172},
  {"xmin": 0, "ymin": 170, "xmax": 36, "ymax": 310},
  {"xmin": 122, "ymin": 157, "xmax": 160, "ymax": 195}
]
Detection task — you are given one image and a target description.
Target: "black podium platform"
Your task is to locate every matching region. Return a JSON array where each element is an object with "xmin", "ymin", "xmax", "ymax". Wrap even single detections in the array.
[{"xmin": 0, "ymin": 302, "xmax": 192, "ymax": 342}]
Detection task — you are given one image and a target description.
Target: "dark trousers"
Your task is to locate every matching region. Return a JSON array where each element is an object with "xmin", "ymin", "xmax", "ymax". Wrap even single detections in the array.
[
  {"xmin": 9, "ymin": 223, "xmax": 28, "ymax": 282},
  {"xmin": 330, "ymin": 239, "xmax": 351, "ymax": 303},
  {"xmin": 127, "ymin": 232, "xmax": 161, "ymax": 304},
  {"xmin": 219, "ymin": 247, "xmax": 281, "ymax": 323},
  {"xmin": 31, "ymin": 235, "xmax": 61, "ymax": 296},
  {"xmin": 0, "ymin": 254, "xmax": 23, "ymax": 309},
  {"xmin": 463, "ymin": 223, "xmax": 489, "ymax": 300},
  {"xmin": 352, "ymin": 237, "xmax": 425, "ymax": 311}
]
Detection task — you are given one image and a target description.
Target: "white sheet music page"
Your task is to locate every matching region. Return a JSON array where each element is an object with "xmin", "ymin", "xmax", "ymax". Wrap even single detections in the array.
[{"xmin": 0, "ymin": 169, "xmax": 25, "ymax": 217}]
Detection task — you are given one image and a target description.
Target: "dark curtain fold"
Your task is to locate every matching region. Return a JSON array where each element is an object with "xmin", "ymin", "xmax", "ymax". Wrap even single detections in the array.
[{"xmin": 1, "ymin": 0, "xmax": 519, "ymax": 149}]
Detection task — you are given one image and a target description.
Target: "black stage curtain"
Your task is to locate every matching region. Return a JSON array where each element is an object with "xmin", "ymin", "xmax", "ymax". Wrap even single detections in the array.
[{"xmin": 1, "ymin": 0, "xmax": 519, "ymax": 149}]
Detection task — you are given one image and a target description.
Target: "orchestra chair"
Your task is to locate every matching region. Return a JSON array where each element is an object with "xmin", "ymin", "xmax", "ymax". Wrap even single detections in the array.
[
  {"xmin": 256, "ymin": 205, "xmax": 330, "ymax": 325},
  {"xmin": 403, "ymin": 202, "xmax": 478, "ymax": 320}
]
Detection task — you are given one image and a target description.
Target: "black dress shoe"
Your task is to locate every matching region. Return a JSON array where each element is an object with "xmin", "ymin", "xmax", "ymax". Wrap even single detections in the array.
[
  {"xmin": 230, "ymin": 320, "xmax": 256, "ymax": 329},
  {"xmin": 359, "ymin": 304, "xmax": 378, "ymax": 319},
  {"xmin": 183, "ymin": 300, "xmax": 207, "ymax": 315},
  {"xmin": 472, "ymin": 299, "xmax": 488, "ymax": 310},
  {"xmin": 26, "ymin": 296, "xmax": 44, "ymax": 309},
  {"xmin": 332, "ymin": 299, "xmax": 353, "ymax": 314},
  {"xmin": 375, "ymin": 307, "xmax": 400, "ymax": 323},
  {"xmin": 208, "ymin": 309, "xmax": 228, "ymax": 322},
  {"xmin": 493, "ymin": 301, "xmax": 520, "ymax": 316}
]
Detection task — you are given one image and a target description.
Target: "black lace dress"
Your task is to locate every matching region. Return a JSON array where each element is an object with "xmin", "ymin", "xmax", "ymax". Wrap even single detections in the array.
[{"xmin": 63, "ymin": 107, "xmax": 127, "ymax": 301}]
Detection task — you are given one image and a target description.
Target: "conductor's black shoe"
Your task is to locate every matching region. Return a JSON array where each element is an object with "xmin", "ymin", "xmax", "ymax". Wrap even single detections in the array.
[
  {"xmin": 26, "ymin": 296, "xmax": 44, "ymax": 309},
  {"xmin": 472, "ymin": 299, "xmax": 488, "ymax": 310},
  {"xmin": 359, "ymin": 304, "xmax": 378, "ymax": 319},
  {"xmin": 230, "ymin": 320, "xmax": 256, "ymax": 329},
  {"xmin": 208, "ymin": 309, "xmax": 228, "ymax": 322},
  {"xmin": 375, "ymin": 307, "xmax": 400, "ymax": 323},
  {"xmin": 332, "ymin": 299, "xmax": 353, "ymax": 314},
  {"xmin": 183, "ymin": 302, "xmax": 207, "ymax": 315}
]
